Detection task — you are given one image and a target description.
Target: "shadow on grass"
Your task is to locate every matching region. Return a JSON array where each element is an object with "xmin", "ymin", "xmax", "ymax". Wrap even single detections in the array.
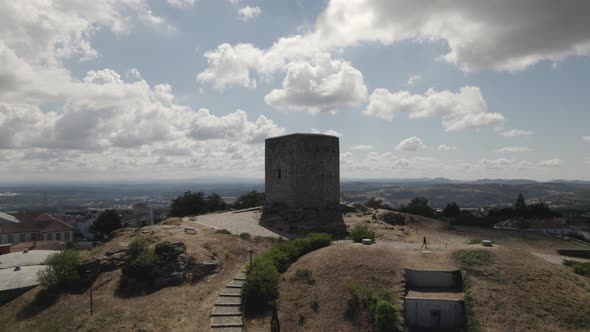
[
  {"xmin": 16, "ymin": 288, "xmax": 60, "ymax": 320},
  {"xmin": 114, "ymin": 278, "xmax": 159, "ymax": 299}
]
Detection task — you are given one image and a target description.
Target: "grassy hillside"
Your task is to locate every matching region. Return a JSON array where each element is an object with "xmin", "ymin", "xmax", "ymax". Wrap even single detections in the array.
[{"xmin": 0, "ymin": 222, "xmax": 273, "ymax": 331}]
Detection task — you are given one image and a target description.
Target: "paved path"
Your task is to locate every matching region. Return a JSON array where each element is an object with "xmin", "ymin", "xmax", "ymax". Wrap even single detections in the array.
[
  {"xmin": 211, "ymin": 270, "xmax": 247, "ymax": 332},
  {"xmin": 194, "ymin": 211, "xmax": 281, "ymax": 238}
]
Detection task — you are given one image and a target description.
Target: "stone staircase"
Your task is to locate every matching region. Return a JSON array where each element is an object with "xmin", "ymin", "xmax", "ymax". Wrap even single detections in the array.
[{"xmin": 211, "ymin": 271, "xmax": 247, "ymax": 332}]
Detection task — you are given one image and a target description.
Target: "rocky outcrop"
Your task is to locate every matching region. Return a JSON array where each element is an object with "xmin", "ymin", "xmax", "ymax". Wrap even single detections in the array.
[{"xmin": 379, "ymin": 211, "xmax": 407, "ymax": 225}]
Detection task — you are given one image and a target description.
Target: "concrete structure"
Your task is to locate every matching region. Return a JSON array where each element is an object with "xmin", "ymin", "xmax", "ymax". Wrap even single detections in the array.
[
  {"xmin": 405, "ymin": 297, "xmax": 465, "ymax": 330},
  {"xmin": 404, "ymin": 269, "xmax": 465, "ymax": 331},
  {"xmin": 265, "ymin": 133, "xmax": 340, "ymax": 209},
  {"xmin": 0, "ymin": 250, "xmax": 57, "ymax": 304},
  {"xmin": 405, "ymin": 269, "xmax": 463, "ymax": 290}
]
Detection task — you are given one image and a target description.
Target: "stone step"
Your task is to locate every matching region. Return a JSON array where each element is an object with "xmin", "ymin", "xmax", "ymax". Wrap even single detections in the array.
[
  {"xmin": 212, "ymin": 305, "xmax": 242, "ymax": 316},
  {"xmin": 227, "ymin": 280, "xmax": 244, "ymax": 288},
  {"xmin": 211, "ymin": 327, "xmax": 243, "ymax": 332},
  {"xmin": 216, "ymin": 296, "xmax": 242, "ymax": 306},
  {"xmin": 211, "ymin": 316, "xmax": 243, "ymax": 328},
  {"xmin": 220, "ymin": 288, "xmax": 242, "ymax": 296},
  {"xmin": 234, "ymin": 272, "xmax": 246, "ymax": 281}
]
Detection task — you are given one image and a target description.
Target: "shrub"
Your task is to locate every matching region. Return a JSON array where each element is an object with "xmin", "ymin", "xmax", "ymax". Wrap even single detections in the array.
[
  {"xmin": 127, "ymin": 238, "xmax": 148, "ymax": 259},
  {"xmin": 239, "ymin": 232, "xmax": 251, "ymax": 240},
  {"xmin": 37, "ymin": 250, "xmax": 81, "ymax": 288},
  {"xmin": 241, "ymin": 259, "xmax": 280, "ymax": 313},
  {"xmin": 215, "ymin": 229, "xmax": 231, "ymax": 234},
  {"xmin": 154, "ymin": 241, "xmax": 182, "ymax": 261},
  {"xmin": 349, "ymin": 225, "xmax": 375, "ymax": 243},
  {"xmin": 233, "ymin": 190, "xmax": 265, "ymax": 209},
  {"xmin": 243, "ymin": 233, "xmax": 331, "ymax": 314},
  {"xmin": 374, "ymin": 299, "xmax": 397, "ymax": 332},
  {"xmin": 344, "ymin": 282, "xmax": 397, "ymax": 331},
  {"xmin": 122, "ymin": 252, "xmax": 160, "ymax": 281},
  {"xmin": 563, "ymin": 260, "xmax": 590, "ymax": 278}
]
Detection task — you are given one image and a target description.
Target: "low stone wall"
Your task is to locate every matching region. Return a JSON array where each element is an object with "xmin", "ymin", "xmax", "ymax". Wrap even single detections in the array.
[{"xmin": 405, "ymin": 269, "xmax": 463, "ymax": 291}]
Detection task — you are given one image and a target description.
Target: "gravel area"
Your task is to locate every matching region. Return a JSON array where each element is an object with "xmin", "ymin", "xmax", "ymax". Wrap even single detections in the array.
[{"xmin": 193, "ymin": 210, "xmax": 282, "ymax": 238}]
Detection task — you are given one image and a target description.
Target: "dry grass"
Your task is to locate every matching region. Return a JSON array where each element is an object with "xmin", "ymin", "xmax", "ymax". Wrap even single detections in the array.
[{"xmin": 0, "ymin": 221, "xmax": 274, "ymax": 332}]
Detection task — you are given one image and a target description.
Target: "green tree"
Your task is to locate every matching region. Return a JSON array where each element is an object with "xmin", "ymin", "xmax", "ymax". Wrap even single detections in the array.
[
  {"xmin": 89, "ymin": 209, "xmax": 122, "ymax": 241},
  {"xmin": 169, "ymin": 191, "xmax": 206, "ymax": 217},
  {"xmin": 515, "ymin": 193, "xmax": 527, "ymax": 217},
  {"xmin": 37, "ymin": 249, "xmax": 81, "ymax": 288},
  {"xmin": 205, "ymin": 193, "xmax": 228, "ymax": 212},
  {"xmin": 234, "ymin": 190, "xmax": 265, "ymax": 209},
  {"xmin": 400, "ymin": 196, "xmax": 434, "ymax": 217},
  {"xmin": 442, "ymin": 202, "xmax": 461, "ymax": 218},
  {"xmin": 365, "ymin": 196, "xmax": 393, "ymax": 210}
]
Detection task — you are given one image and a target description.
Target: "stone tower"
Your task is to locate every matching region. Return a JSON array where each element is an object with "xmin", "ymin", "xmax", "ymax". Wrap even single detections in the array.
[{"xmin": 265, "ymin": 133, "xmax": 340, "ymax": 209}]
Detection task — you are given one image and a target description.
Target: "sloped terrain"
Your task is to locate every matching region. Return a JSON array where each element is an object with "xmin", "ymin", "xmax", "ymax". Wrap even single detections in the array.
[{"xmin": 0, "ymin": 222, "xmax": 274, "ymax": 332}]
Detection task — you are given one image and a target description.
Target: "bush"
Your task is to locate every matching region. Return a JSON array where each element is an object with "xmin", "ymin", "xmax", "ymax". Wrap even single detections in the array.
[
  {"xmin": 37, "ymin": 250, "xmax": 81, "ymax": 288},
  {"xmin": 233, "ymin": 190, "xmax": 265, "ymax": 209},
  {"xmin": 243, "ymin": 233, "xmax": 331, "ymax": 314},
  {"xmin": 563, "ymin": 260, "xmax": 590, "ymax": 278},
  {"xmin": 215, "ymin": 229, "xmax": 231, "ymax": 234},
  {"xmin": 366, "ymin": 196, "xmax": 394, "ymax": 210},
  {"xmin": 240, "ymin": 232, "xmax": 251, "ymax": 240},
  {"xmin": 127, "ymin": 238, "xmax": 148, "ymax": 259},
  {"xmin": 374, "ymin": 299, "xmax": 397, "ymax": 332},
  {"xmin": 154, "ymin": 241, "xmax": 182, "ymax": 261},
  {"xmin": 122, "ymin": 252, "xmax": 160, "ymax": 281},
  {"xmin": 345, "ymin": 283, "xmax": 397, "ymax": 331},
  {"xmin": 241, "ymin": 259, "xmax": 280, "ymax": 313},
  {"xmin": 349, "ymin": 225, "xmax": 375, "ymax": 243}
]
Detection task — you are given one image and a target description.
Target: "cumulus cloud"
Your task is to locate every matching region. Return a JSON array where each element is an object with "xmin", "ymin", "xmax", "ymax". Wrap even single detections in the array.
[
  {"xmin": 197, "ymin": 43, "xmax": 262, "ymax": 90},
  {"xmin": 264, "ymin": 54, "xmax": 367, "ymax": 114},
  {"xmin": 407, "ymin": 75, "xmax": 421, "ymax": 86},
  {"xmin": 167, "ymin": 0, "xmax": 196, "ymax": 8},
  {"xmin": 437, "ymin": 144, "xmax": 456, "ymax": 151},
  {"xmin": 310, "ymin": 129, "xmax": 343, "ymax": 137},
  {"xmin": 198, "ymin": 0, "xmax": 590, "ymax": 89},
  {"xmin": 237, "ymin": 6, "xmax": 262, "ymax": 22},
  {"xmin": 496, "ymin": 146, "xmax": 530, "ymax": 153},
  {"xmin": 538, "ymin": 158, "xmax": 562, "ymax": 167},
  {"xmin": 500, "ymin": 129, "xmax": 534, "ymax": 137},
  {"xmin": 351, "ymin": 144, "xmax": 375, "ymax": 151},
  {"xmin": 396, "ymin": 136, "xmax": 425, "ymax": 151},
  {"xmin": 364, "ymin": 86, "xmax": 504, "ymax": 131}
]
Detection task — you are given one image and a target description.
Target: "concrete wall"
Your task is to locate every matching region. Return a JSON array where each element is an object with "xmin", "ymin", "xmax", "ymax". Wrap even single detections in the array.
[
  {"xmin": 405, "ymin": 298, "xmax": 465, "ymax": 329},
  {"xmin": 557, "ymin": 249, "xmax": 590, "ymax": 259},
  {"xmin": 405, "ymin": 269, "xmax": 463, "ymax": 290},
  {"xmin": 265, "ymin": 133, "xmax": 339, "ymax": 209}
]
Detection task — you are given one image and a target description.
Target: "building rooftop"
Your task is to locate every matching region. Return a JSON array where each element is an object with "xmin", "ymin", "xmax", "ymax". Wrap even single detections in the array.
[
  {"xmin": 406, "ymin": 290, "xmax": 465, "ymax": 300},
  {"xmin": 0, "ymin": 212, "xmax": 20, "ymax": 224},
  {"xmin": 265, "ymin": 132, "xmax": 339, "ymax": 140}
]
